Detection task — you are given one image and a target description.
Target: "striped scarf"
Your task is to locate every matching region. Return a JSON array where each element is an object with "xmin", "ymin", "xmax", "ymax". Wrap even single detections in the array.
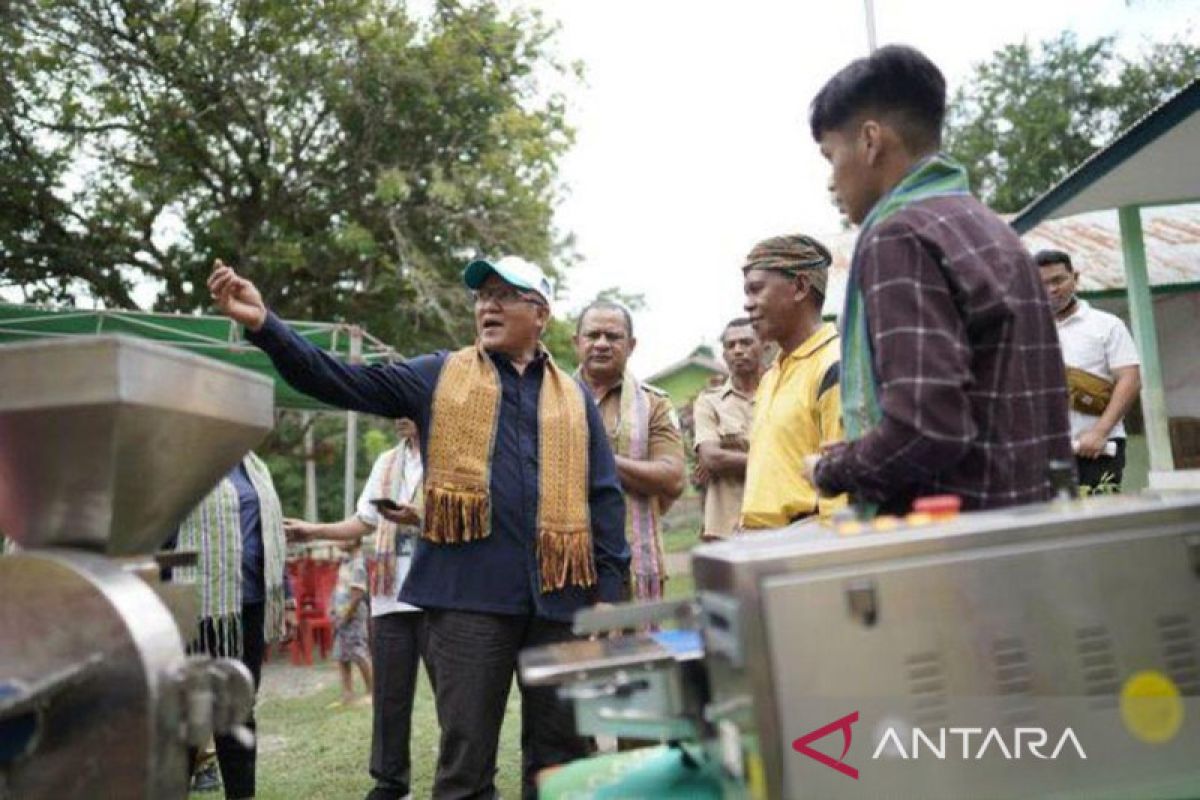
[
  {"xmin": 612, "ymin": 371, "xmax": 665, "ymax": 601},
  {"xmin": 841, "ymin": 154, "xmax": 970, "ymax": 517},
  {"xmin": 424, "ymin": 345, "xmax": 595, "ymax": 592},
  {"xmin": 176, "ymin": 452, "xmax": 287, "ymax": 656},
  {"xmin": 370, "ymin": 441, "xmax": 422, "ymax": 598},
  {"xmin": 842, "ymin": 153, "xmax": 971, "ymax": 441}
]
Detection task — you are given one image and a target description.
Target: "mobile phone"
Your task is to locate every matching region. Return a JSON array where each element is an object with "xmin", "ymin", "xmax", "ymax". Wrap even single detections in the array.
[{"xmin": 370, "ymin": 497, "xmax": 401, "ymax": 511}]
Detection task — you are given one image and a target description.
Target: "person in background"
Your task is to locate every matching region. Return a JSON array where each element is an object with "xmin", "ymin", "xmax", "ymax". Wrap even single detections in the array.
[
  {"xmin": 1036, "ymin": 249, "xmax": 1142, "ymax": 492},
  {"xmin": 285, "ymin": 417, "xmax": 427, "ymax": 800},
  {"xmin": 740, "ymin": 234, "xmax": 846, "ymax": 529},
  {"xmin": 175, "ymin": 452, "xmax": 294, "ymax": 800},
  {"xmin": 574, "ymin": 300, "xmax": 685, "ymax": 600},
  {"xmin": 692, "ymin": 318, "xmax": 763, "ymax": 540},
  {"xmin": 329, "ymin": 539, "xmax": 373, "ymax": 706},
  {"xmin": 807, "ymin": 45, "xmax": 1072, "ymax": 514}
]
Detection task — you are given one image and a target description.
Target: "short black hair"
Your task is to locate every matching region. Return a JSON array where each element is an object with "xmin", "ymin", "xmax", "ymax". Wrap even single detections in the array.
[
  {"xmin": 577, "ymin": 300, "xmax": 633, "ymax": 337},
  {"xmin": 1034, "ymin": 249, "xmax": 1074, "ymax": 272},
  {"xmin": 809, "ymin": 45, "xmax": 946, "ymax": 153},
  {"xmin": 721, "ymin": 317, "xmax": 755, "ymax": 342}
]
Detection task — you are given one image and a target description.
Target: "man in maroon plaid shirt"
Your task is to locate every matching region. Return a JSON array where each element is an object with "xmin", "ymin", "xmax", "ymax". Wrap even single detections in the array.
[{"xmin": 806, "ymin": 45, "xmax": 1072, "ymax": 516}]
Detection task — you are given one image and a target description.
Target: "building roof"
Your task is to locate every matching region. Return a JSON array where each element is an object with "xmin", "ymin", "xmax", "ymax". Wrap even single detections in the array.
[
  {"xmin": 1019, "ymin": 205, "xmax": 1200, "ymax": 295},
  {"xmin": 1011, "ymin": 78, "xmax": 1200, "ymax": 232},
  {"xmin": 645, "ymin": 345, "xmax": 726, "ymax": 386},
  {"xmin": 818, "ymin": 203, "xmax": 1200, "ymax": 308}
]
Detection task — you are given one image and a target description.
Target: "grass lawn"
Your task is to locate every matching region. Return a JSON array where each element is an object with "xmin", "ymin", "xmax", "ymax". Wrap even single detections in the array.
[
  {"xmin": 661, "ymin": 524, "xmax": 701, "ymax": 554},
  {"xmin": 201, "ymin": 578, "xmax": 698, "ymax": 799}
]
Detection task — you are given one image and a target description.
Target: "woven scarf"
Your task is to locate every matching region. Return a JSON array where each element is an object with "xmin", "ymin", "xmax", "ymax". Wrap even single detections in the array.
[
  {"xmin": 370, "ymin": 441, "xmax": 422, "ymax": 598},
  {"xmin": 176, "ymin": 453, "xmax": 287, "ymax": 656},
  {"xmin": 611, "ymin": 371, "xmax": 664, "ymax": 601},
  {"xmin": 424, "ymin": 345, "xmax": 595, "ymax": 592},
  {"xmin": 841, "ymin": 154, "xmax": 971, "ymax": 443}
]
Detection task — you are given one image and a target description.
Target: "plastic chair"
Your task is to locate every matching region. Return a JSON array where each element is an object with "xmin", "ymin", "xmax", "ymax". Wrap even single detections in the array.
[{"xmin": 290, "ymin": 558, "xmax": 340, "ymax": 664}]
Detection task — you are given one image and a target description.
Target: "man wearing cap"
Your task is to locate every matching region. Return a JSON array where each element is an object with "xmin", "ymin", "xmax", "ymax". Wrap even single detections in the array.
[
  {"xmin": 739, "ymin": 234, "xmax": 847, "ymax": 528},
  {"xmin": 208, "ymin": 255, "xmax": 629, "ymax": 800},
  {"xmin": 573, "ymin": 300, "xmax": 685, "ymax": 601}
]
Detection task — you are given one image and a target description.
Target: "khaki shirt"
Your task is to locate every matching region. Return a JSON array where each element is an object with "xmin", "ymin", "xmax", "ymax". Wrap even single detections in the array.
[
  {"xmin": 595, "ymin": 379, "xmax": 685, "ymax": 505},
  {"xmin": 693, "ymin": 380, "xmax": 754, "ymax": 538}
]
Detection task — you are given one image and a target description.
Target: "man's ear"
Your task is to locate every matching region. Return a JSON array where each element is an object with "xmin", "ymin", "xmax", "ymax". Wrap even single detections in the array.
[
  {"xmin": 791, "ymin": 273, "xmax": 811, "ymax": 304},
  {"xmin": 860, "ymin": 119, "xmax": 884, "ymax": 167},
  {"xmin": 627, "ymin": 336, "xmax": 637, "ymax": 357},
  {"xmin": 535, "ymin": 303, "xmax": 551, "ymax": 332}
]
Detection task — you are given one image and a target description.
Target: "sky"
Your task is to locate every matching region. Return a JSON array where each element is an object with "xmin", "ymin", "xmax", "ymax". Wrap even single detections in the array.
[{"xmin": 525, "ymin": 0, "xmax": 1200, "ymax": 376}]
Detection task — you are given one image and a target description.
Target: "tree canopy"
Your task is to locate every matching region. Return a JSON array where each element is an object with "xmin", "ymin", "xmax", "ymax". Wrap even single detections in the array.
[
  {"xmin": 0, "ymin": 0, "xmax": 578, "ymax": 353},
  {"xmin": 944, "ymin": 32, "xmax": 1200, "ymax": 213}
]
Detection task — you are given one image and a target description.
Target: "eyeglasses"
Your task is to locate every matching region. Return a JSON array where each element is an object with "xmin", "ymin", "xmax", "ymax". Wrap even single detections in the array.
[{"xmin": 472, "ymin": 287, "xmax": 545, "ymax": 307}]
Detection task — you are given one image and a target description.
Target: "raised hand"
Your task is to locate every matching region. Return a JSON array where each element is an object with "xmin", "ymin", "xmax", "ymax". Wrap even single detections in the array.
[{"xmin": 208, "ymin": 259, "xmax": 267, "ymax": 331}]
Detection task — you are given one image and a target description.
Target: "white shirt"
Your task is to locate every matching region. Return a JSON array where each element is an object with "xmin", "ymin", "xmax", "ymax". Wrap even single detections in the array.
[
  {"xmin": 355, "ymin": 441, "xmax": 423, "ymax": 616},
  {"xmin": 1055, "ymin": 300, "xmax": 1140, "ymax": 440}
]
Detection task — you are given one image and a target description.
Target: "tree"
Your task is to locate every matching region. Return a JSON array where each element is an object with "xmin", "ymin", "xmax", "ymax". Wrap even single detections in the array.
[
  {"xmin": 0, "ymin": 0, "xmax": 578, "ymax": 354},
  {"xmin": 944, "ymin": 32, "xmax": 1200, "ymax": 213}
]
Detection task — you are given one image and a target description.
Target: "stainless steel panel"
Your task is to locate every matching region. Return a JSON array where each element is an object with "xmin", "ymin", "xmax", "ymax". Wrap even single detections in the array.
[
  {"xmin": 0, "ymin": 550, "xmax": 189, "ymax": 799},
  {"xmin": 520, "ymin": 632, "xmax": 707, "ymax": 742},
  {"xmin": 0, "ymin": 335, "xmax": 274, "ymax": 554},
  {"xmin": 693, "ymin": 493, "xmax": 1200, "ymax": 799}
]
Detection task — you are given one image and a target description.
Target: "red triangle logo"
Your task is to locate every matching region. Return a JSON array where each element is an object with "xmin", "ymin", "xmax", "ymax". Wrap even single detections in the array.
[{"xmin": 791, "ymin": 711, "xmax": 860, "ymax": 779}]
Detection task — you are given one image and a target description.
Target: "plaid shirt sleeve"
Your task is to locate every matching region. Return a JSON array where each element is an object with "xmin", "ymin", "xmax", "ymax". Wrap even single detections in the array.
[{"xmin": 815, "ymin": 224, "xmax": 975, "ymax": 502}]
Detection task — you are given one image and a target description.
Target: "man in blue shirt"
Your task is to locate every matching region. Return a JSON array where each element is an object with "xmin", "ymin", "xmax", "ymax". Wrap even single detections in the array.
[{"xmin": 209, "ymin": 255, "xmax": 629, "ymax": 800}]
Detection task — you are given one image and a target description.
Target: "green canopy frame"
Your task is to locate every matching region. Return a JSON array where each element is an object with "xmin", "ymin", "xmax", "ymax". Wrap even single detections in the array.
[{"xmin": 0, "ymin": 302, "xmax": 401, "ymax": 516}]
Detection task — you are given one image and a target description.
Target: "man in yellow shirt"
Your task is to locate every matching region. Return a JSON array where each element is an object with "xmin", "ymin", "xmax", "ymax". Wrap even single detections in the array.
[{"xmin": 740, "ymin": 234, "xmax": 846, "ymax": 529}]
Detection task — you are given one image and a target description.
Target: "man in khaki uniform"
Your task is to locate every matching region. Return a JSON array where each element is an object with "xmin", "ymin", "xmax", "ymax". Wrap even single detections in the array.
[
  {"xmin": 693, "ymin": 318, "xmax": 764, "ymax": 540},
  {"xmin": 575, "ymin": 301, "xmax": 685, "ymax": 601}
]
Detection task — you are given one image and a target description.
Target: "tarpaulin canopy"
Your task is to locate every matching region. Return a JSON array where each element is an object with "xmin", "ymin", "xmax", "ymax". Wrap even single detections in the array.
[{"xmin": 0, "ymin": 303, "xmax": 400, "ymax": 411}]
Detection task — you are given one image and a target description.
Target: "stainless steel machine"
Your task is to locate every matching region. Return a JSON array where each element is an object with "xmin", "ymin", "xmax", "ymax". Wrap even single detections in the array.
[
  {"xmin": 0, "ymin": 335, "xmax": 275, "ymax": 799},
  {"xmin": 522, "ymin": 493, "xmax": 1200, "ymax": 799}
]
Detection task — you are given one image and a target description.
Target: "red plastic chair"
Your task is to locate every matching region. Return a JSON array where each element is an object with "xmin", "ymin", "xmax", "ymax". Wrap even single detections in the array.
[{"xmin": 291, "ymin": 558, "xmax": 340, "ymax": 665}]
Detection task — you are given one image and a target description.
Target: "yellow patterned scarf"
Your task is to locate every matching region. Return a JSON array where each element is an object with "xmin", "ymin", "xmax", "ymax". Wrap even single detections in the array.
[{"xmin": 424, "ymin": 345, "xmax": 595, "ymax": 592}]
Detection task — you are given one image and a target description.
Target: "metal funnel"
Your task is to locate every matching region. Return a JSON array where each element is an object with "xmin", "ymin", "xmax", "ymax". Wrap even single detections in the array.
[{"xmin": 0, "ymin": 335, "xmax": 274, "ymax": 555}]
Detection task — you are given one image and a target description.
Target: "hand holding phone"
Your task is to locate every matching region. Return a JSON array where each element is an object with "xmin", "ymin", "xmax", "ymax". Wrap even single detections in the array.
[
  {"xmin": 372, "ymin": 498, "xmax": 421, "ymax": 526},
  {"xmin": 370, "ymin": 497, "xmax": 401, "ymax": 511}
]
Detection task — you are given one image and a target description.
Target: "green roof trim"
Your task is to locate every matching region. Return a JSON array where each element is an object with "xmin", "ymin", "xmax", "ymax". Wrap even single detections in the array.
[
  {"xmin": 1011, "ymin": 79, "xmax": 1200, "ymax": 234},
  {"xmin": 1079, "ymin": 280, "xmax": 1200, "ymax": 301}
]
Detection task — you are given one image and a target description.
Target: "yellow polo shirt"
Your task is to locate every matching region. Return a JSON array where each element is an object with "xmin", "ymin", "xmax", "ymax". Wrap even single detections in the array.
[{"xmin": 741, "ymin": 322, "xmax": 846, "ymax": 528}]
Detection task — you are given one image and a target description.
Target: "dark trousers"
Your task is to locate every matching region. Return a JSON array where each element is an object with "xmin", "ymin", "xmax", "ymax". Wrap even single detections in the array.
[
  {"xmin": 1077, "ymin": 438, "xmax": 1127, "ymax": 492},
  {"xmin": 192, "ymin": 601, "xmax": 265, "ymax": 800},
  {"xmin": 424, "ymin": 610, "xmax": 590, "ymax": 800},
  {"xmin": 367, "ymin": 611, "xmax": 427, "ymax": 800}
]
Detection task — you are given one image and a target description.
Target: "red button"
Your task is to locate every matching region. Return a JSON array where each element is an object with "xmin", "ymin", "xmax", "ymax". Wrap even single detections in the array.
[{"xmin": 912, "ymin": 495, "xmax": 962, "ymax": 516}]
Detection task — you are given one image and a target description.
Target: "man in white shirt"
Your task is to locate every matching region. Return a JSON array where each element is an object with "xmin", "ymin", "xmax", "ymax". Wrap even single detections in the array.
[
  {"xmin": 1037, "ymin": 250, "xmax": 1142, "ymax": 491},
  {"xmin": 285, "ymin": 418, "xmax": 425, "ymax": 800}
]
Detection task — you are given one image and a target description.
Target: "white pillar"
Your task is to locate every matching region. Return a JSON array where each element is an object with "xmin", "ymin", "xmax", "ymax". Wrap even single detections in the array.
[
  {"xmin": 343, "ymin": 327, "xmax": 363, "ymax": 518},
  {"xmin": 303, "ymin": 411, "xmax": 317, "ymax": 520}
]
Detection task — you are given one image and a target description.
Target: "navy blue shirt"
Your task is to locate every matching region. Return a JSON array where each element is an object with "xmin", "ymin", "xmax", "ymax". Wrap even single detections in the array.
[
  {"xmin": 247, "ymin": 313, "xmax": 629, "ymax": 623},
  {"xmin": 229, "ymin": 462, "xmax": 266, "ymax": 604}
]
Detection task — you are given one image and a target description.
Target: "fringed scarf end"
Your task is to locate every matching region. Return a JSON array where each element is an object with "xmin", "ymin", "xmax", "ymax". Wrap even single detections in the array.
[
  {"xmin": 423, "ymin": 484, "xmax": 491, "ymax": 544},
  {"xmin": 537, "ymin": 528, "xmax": 596, "ymax": 593}
]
